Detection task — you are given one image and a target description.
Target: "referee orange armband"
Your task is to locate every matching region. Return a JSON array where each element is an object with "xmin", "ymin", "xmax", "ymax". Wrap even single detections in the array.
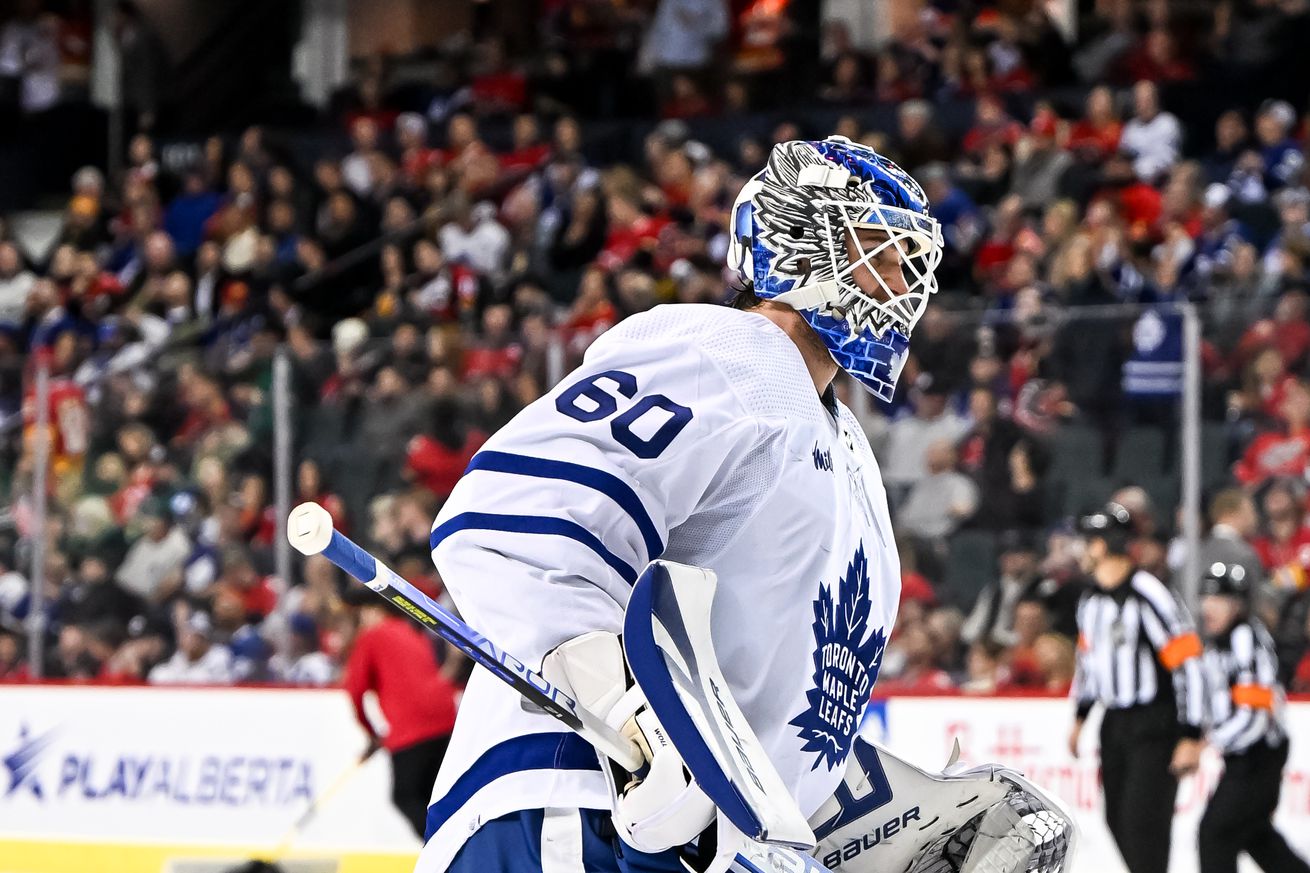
[
  {"xmin": 1232, "ymin": 684, "xmax": 1275, "ymax": 710},
  {"xmin": 1158, "ymin": 632, "xmax": 1202, "ymax": 670}
]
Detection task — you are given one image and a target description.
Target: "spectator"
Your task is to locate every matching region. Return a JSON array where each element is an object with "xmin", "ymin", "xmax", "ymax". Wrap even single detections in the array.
[
  {"xmin": 1031, "ymin": 632, "xmax": 1075, "ymax": 693},
  {"xmin": 963, "ymin": 530, "xmax": 1041, "ymax": 649},
  {"xmin": 880, "ymin": 623, "xmax": 953, "ymax": 693},
  {"xmin": 1119, "ymin": 80, "xmax": 1182, "ymax": 184},
  {"xmin": 114, "ymin": 498, "xmax": 192, "ymax": 603},
  {"xmin": 0, "ymin": 0, "xmax": 60, "ymax": 115},
  {"xmin": 1234, "ymin": 378, "xmax": 1310, "ymax": 487},
  {"xmin": 1009, "ymin": 111, "xmax": 1072, "ymax": 211},
  {"xmin": 1065, "ymin": 86, "xmax": 1122, "ymax": 163},
  {"xmin": 274, "ymin": 613, "xmax": 335, "ymax": 685},
  {"xmin": 1256, "ymin": 99, "xmax": 1304, "ymax": 191},
  {"xmin": 894, "ymin": 100, "xmax": 950, "ymax": 170},
  {"xmin": 1205, "ymin": 110, "xmax": 1251, "ymax": 184},
  {"xmin": 895, "ymin": 439, "xmax": 979, "ymax": 541},
  {"xmin": 438, "ymin": 199, "xmax": 511, "ymax": 280},
  {"xmin": 0, "ymin": 241, "xmax": 34, "ymax": 324},
  {"xmin": 881, "ymin": 375, "xmax": 969, "ymax": 502},
  {"xmin": 148, "ymin": 611, "xmax": 234, "ymax": 684}
]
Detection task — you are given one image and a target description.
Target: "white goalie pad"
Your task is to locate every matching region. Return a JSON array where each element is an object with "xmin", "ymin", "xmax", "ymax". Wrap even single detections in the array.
[
  {"xmin": 622, "ymin": 560, "xmax": 817, "ymax": 850},
  {"xmin": 810, "ymin": 738, "xmax": 1077, "ymax": 873}
]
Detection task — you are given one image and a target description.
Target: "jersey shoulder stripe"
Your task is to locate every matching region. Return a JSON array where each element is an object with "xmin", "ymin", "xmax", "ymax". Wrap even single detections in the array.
[
  {"xmin": 424, "ymin": 732, "xmax": 600, "ymax": 840},
  {"xmin": 430, "ymin": 511, "xmax": 639, "ymax": 584},
  {"xmin": 465, "ymin": 450, "xmax": 664, "ymax": 562}
]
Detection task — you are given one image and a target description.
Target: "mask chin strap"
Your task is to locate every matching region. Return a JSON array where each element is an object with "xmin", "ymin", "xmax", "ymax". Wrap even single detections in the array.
[{"xmin": 770, "ymin": 280, "xmax": 841, "ymax": 313}]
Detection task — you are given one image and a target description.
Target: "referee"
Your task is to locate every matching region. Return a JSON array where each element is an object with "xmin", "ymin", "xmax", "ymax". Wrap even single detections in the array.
[
  {"xmin": 1197, "ymin": 562, "xmax": 1309, "ymax": 873},
  {"xmin": 1069, "ymin": 502, "xmax": 1207, "ymax": 873}
]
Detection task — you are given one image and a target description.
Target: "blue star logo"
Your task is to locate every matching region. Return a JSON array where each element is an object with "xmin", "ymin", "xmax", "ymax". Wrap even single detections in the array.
[
  {"xmin": 789, "ymin": 545, "xmax": 887, "ymax": 771},
  {"xmin": 4, "ymin": 723, "xmax": 57, "ymax": 800}
]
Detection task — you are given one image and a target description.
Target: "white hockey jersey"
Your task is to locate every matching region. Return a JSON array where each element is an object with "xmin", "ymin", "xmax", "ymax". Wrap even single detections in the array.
[{"xmin": 420, "ymin": 304, "xmax": 900, "ymax": 870}]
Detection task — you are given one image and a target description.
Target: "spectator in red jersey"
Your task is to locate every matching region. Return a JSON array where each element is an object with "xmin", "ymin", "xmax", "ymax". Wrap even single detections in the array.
[
  {"xmin": 217, "ymin": 547, "xmax": 278, "ymax": 620},
  {"xmin": 1064, "ymin": 86, "xmax": 1122, "ymax": 163},
  {"xmin": 341, "ymin": 586, "xmax": 459, "ymax": 838},
  {"xmin": 500, "ymin": 114, "xmax": 551, "ymax": 174},
  {"xmin": 880, "ymin": 624, "xmax": 953, "ymax": 693},
  {"xmin": 406, "ymin": 397, "xmax": 487, "ymax": 501},
  {"xmin": 1234, "ymin": 378, "xmax": 1310, "ymax": 486},
  {"xmin": 1252, "ymin": 479, "xmax": 1310, "ymax": 574},
  {"xmin": 1234, "ymin": 291, "xmax": 1310, "ymax": 375},
  {"xmin": 1119, "ymin": 27, "xmax": 1195, "ymax": 84}
]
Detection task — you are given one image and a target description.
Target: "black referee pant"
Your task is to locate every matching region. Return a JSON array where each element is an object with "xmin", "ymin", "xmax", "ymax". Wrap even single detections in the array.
[
  {"xmin": 1100, "ymin": 700, "xmax": 1180, "ymax": 873},
  {"xmin": 1199, "ymin": 740, "xmax": 1310, "ymax": 873}
]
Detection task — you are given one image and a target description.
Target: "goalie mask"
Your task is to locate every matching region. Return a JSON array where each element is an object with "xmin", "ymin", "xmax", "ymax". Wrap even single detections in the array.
[{"xmin": 728, "ymin": 136, "xmax": 943, "ymax": 401}]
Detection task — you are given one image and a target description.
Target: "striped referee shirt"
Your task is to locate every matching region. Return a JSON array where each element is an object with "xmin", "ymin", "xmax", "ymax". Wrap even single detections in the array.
[
  {"xmin": 1073, "ymin": 569, "xmax": 1206, "ymax": 737},
  {"xmin": 1202, "ymin": 619, "xmax": 1287, "ymax": 756}
]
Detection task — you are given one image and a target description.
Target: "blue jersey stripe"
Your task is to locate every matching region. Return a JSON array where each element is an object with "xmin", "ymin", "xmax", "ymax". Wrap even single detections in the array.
[
  {"xmin": 464, "ymin": 450, "xmax": 665, "ymax": 562},
  {"xmin": 424, "ymin": 732, "xmax": 602, "ymax": 841},
  {"xmin": 430, "ymin": 512, "xmax": 639, "ymax": 585}
]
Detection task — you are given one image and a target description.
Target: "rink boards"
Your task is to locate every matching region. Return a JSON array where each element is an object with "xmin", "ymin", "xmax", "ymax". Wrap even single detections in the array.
[{"xmin": 1, "ymin": 684, "xmax": 1306, "ymax": 873}]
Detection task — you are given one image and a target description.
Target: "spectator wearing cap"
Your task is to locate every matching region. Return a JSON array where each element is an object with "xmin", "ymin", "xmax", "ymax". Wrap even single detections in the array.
[
  {"xmin": 963, "ymin": 530, "xmax": 1041, "ymax": 650},
  {"xmin": 1120, "ymin": 80, "xmax": 1182, "ymax": 184},
  {"xmin": 1190, "ymin": 184, "xmax": 1252, "ymax": 283},
  {"xmin": 148, "ymin": 610, "xmax": 235, "ymax": 684},
  {"xmin": 114, "ymin": 497, "xmax": 192, "ymax": 604},
  {"xmin": 1008, "ymin": 108, "xmax": 1072, "ymax": 211},
  {"xmin": 1256, "ymin": 100, "xmax": 1305, "ymax": 191},
  {"xmin": 274, "ymin": 613, "xmax": 335, "ymax": 685}
]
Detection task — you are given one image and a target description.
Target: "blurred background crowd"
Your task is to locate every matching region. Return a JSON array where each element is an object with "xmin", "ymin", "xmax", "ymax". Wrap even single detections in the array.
[{"xmin": 3, "ymin": 0, "xmax": 1310, "ymax": 709}]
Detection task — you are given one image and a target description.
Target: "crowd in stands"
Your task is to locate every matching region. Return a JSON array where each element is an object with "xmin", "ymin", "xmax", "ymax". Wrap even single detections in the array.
[{"xmin": 4, "ymin": 0, "xmax": 1310, "ymax": 706}]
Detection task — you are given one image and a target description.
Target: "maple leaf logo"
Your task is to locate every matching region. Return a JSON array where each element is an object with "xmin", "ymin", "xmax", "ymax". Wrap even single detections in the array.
[{"xmin": 788, "ymin": 544, "xmax": 888, "ymax": 771}]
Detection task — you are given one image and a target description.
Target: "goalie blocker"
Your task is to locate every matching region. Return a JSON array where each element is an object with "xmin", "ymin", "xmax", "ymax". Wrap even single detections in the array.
[{"xmin": 551, "ymin": 560, "xmax": 1078, "ymax": 873}]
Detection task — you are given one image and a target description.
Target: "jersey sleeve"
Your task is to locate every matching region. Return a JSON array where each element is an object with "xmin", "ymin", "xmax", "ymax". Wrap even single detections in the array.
[
  {"xmin": 430, "ymin": 312, "xmax": 787, "ymax": 666},
  {"xmin": 1134, "ymin": 576, "xmax": 1207, "ymax": 737},
  {"xmin": 1209, "ymin": 624, "xmax": 1277, "ymax": 753},
  {"xmin": 1072, "ymin": 594, "xmax": 1097, "ymax": 719}
]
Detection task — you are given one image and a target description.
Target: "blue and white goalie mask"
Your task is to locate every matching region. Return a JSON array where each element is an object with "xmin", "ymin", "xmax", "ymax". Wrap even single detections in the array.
[{"xmin": 728, "ymin": 136, "xmax": 943, "ymax": 401}]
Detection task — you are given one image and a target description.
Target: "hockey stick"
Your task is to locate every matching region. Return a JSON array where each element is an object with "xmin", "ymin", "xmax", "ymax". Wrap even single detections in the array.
[
  {"xmin": 287, "ymin": 503, "xmax": 834, "ymax": 873},
  {"xmin": 286, "ymin": 502, "xmax": 644, "ymax": 770}
]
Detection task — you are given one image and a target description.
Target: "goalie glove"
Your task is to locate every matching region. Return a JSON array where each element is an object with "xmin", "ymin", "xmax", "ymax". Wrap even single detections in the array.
[
  {"xmin": 810, "ymin": 737, "xmax": 1076, "ymax": 873},
  {"xmin": 541, "ymin": 631, "xmax": 716, "ymax": 854}
]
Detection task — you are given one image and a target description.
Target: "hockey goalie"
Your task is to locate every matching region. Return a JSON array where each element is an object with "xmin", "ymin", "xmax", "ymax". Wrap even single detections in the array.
[{"xmin": 416, "ymin": 136, "xmax": 1077, "ymax": 873}]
